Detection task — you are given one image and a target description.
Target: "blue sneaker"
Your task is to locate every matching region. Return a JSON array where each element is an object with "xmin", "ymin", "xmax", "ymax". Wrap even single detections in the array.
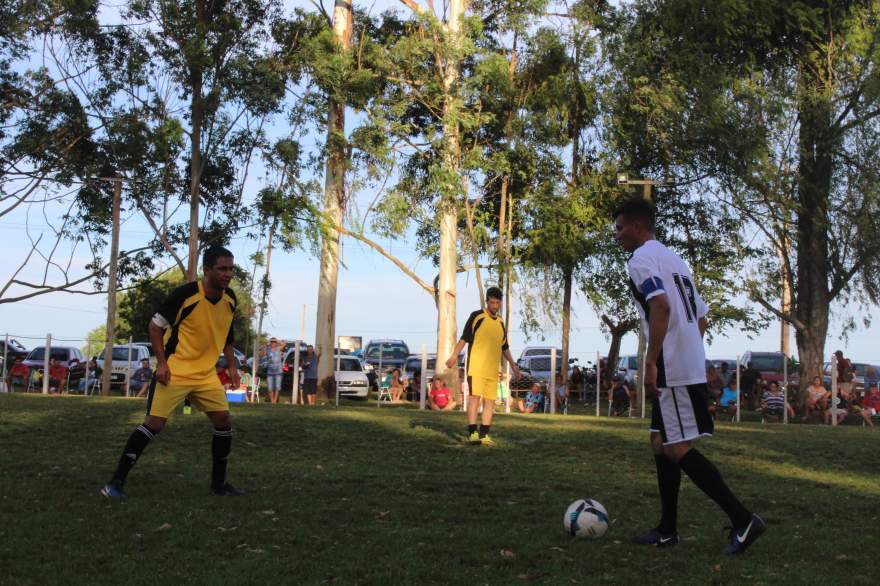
[
  {"xmin": 723, "ymin": 514, "xmax": 766, "ymax": 555},
  {"xmin": 100, "ymin": 481, "xmax": 127, "ymax": 501}
]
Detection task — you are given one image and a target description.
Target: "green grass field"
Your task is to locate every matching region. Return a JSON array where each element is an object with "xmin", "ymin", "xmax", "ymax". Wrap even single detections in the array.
[{"xmin": 1, "ymin": 394, "xmax": 877, "ymax": 585}]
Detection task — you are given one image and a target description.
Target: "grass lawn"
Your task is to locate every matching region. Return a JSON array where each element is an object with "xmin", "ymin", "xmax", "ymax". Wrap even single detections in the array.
[{"xmin": 1, "ymin": 394, "xmax": 878, "ymax": 585}]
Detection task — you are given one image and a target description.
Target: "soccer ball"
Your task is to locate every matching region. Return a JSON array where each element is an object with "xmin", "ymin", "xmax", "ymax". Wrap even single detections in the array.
[{"xmin": 563, "ymin": 498, "xmax": 609, "ymax": 538}]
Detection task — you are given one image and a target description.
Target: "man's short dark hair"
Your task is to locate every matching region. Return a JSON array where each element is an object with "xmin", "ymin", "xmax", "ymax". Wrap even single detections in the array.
[
  {"xmin": 612, "ymin": 197, "xmax": 656, "ymax": 231},
  {"xmin": 486, "ymin": 286, "xmax": 503, "ymax": 301},
  {"xmin": 203, "ymin": 245, "xmax": 234, "ymax": 269}
]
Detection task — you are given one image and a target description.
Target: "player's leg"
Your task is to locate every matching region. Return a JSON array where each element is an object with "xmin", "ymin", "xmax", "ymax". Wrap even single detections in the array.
[
  {"xmin": 633, "ymin": 397, "xmax": 681, "ymax": 547},
  {"xmin": 663, "ymin": 385, "xmax": 764, "ymax": 554},
  {"xmin": 101, "ymin": 378, "xmax": 178, "ymax": 500},
  {"xmin": 475, "ymin": 378, "xmax": 497, "ymax": 444},
  {"xmin": 204, "ymin": 409, "xmax": 244, "ymax": 496},
  {"xmin": 466, "ymin": 376, "xmax": 481, "ymax": 443}
]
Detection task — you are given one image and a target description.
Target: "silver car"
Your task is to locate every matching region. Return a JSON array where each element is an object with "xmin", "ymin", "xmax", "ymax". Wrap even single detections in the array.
[{"xmin": 334, "ymin": 355, "xmax": 370, "ymax": 399}]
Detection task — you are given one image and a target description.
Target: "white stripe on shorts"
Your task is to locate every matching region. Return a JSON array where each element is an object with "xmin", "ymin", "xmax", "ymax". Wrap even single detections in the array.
[{"xmin": 654, "ymin": 386, "xmax": 712, "ymax": 445}]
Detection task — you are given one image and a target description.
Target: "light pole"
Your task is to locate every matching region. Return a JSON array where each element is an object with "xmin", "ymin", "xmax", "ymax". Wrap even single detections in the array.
[{"xmin": 617, "ymin": 173, "xmax": 663, "ymax": 417}]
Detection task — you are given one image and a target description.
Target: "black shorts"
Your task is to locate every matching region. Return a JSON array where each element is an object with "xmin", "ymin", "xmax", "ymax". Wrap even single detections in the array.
[
  {"xmin": 650, "ymin": 383, "xmax": 714, "ymax": 445},
  {"xmin": 303, "ymin": 379, "xmax": 317, "ymax": 395}
]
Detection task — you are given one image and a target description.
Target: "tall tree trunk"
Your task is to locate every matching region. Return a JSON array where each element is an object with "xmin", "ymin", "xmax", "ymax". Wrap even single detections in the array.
[
  {"xmin": 560, "ymin": 266, "xmax": 572, "ymax": 389},
  {"xmin": 794, "ymin": 56, "xmax": 833, "ymax": 394},
  {"xmin": 314, "ymin": 0, "xmax": 353, "ymax": 400},
  {"xmin": 186, "ymin": 0, "xmax": 207, "ymax": 281},
  {"xmin": 101, "ymin": 177, "xmax": 122, "ymax": 396},
  {"xmin": 434, "ymin": 0, "xmax": 466, "ymax": 397},
  {"xmin": 252, "ymin": 219, "xmax": 276, "ymax": 387}
]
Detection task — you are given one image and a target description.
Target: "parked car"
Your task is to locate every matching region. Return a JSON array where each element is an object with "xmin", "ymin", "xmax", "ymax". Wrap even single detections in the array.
[
  {"xmin": 96, "ymin": 344, "xmax": 152, "ymax": 390},
  {"xmin": 363, "ymin": 339, "xmax": 410, "ymax": 373},
  {"xmin": 333, "ymin": 355, "xmax": 370, "ymax": 399},
  {"xmin": 129, "ymin": 341, "xmax": 155, "ymax": 358},
  {"xmin": 741, "ymin": 351, "xmax": 799, "ymax": 386},
  {"xmin": 23, "ymin": 346, "xmax": 87, "ymax": 388},
  {"xmin": 616, "ymin": 355, "xmax": 640, "ymax": 388},
  {"xmin": 822, "ymin": 362, "xmax": 879, "ymax": 393},
  {"xmin": 520, "ymin": 355, "xmax": 570, "ymax": 383},
  {"xmin": 0, "ymin": 338, "xmax": 29, "ymax": 364},
  {"xmin": 517, "ymin": 346, "xmax": 563, "ymax": 369}
]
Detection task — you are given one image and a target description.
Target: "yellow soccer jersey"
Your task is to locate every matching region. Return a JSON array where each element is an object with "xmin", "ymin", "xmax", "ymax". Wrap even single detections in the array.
[
  {"xmin": 155, "ymin": 280, "xmax": 236, "ymax": 386},
  {"xmin": 461, "ymin": 309, "xmax": 508, "ymax": 380}
]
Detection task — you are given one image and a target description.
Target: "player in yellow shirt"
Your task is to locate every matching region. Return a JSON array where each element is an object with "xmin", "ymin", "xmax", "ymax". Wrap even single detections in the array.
[
  {"xmin": 101, "ymin": 246, "xmax": 243, "ymax": 500},
  {"xmin": 446, "ymin": 287, "xmax": 521, "ymax": 445}
]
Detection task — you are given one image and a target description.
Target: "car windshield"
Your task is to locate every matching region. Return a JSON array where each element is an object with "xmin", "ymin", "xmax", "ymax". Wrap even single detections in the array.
[
  {"xmin": 337, "ymin": 358, "xmax": 362, "ymax": 372},
  {"xmin": 628, "ymin": 357, "xmax": 638, "ymax": 369},
  {"xmin": 100, "ymin": 348, "xmax": 141, "ymax": 361},
  {"xmin": 750, "ymin": 355, "xmax": 783, "ymax": 371},
  {"xmin": 27, "ymin": 348, "xmax": 69, "ymax": 362},
  {"xmin": 405, "ymin": 358, "xmax": 436, "ymax": 370},
  {"xmin": 365, "ymin": 344, "xmax": 408, "ymax": 359}
]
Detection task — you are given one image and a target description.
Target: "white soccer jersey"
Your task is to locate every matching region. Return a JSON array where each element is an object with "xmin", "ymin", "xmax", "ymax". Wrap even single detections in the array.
[{"xmin": 627, "ymin": 239, "xmax": 709, "ymax": 388}]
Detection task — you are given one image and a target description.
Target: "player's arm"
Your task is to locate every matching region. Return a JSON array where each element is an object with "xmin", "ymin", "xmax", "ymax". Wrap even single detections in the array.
[
  {"xmin": 644, "ymin": 294, "xmax": 671, "ymax": 398},
  {"xmin": 149, "ymin": 321, "xmax": 170, "ymax": 384},
  {"xmin": 698, "ymin": 316, "xmax": 708, "ymax": 338},
  {"xmin": 446, "ymin": 339, "xmax": 466, "ymax": 369},
  {"xmin": 224, "ymin": 343, "xmax": 237, "ymax": 382},
  {"xmin": 502, "ymin": 348, "xmax": 522, "ymax": 380}
]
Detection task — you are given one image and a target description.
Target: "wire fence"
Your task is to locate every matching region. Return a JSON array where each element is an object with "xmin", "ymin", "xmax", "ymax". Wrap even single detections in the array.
[{"xmin": 1, "ymin": 331, "xmax": 877, "ymax": 428}]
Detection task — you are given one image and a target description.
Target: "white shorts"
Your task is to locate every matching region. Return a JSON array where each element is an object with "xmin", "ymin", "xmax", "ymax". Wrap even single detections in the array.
[{"xmin": 650, "ymin": 384, "xmax": 714, "ymax": 445}]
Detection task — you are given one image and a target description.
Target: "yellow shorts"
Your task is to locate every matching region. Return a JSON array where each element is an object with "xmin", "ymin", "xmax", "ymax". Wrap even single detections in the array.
[
  {"xmin": 468, "ymin": 376, "xmax": 498, "ymax": 401},
  {"xmin": 146, "ymin": 379, "xmax": 229, "ymax": 418}
]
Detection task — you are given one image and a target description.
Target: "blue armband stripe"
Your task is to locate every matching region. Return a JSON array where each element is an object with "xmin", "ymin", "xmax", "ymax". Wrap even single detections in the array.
[{"xmin": 640, "ymin": 277, "xmax": 664, "ymax": 296}]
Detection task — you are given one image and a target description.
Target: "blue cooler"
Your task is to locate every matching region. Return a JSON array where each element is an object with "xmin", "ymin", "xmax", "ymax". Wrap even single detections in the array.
[{"xmin": 226, "ymin": 390, "xmax": 246, "ymax": 403}]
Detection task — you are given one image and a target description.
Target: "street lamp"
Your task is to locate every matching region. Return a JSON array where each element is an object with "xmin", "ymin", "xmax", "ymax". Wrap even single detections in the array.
[{"xmin": 617, "ymin": 173, "xmax": 663, "ymax": 200}]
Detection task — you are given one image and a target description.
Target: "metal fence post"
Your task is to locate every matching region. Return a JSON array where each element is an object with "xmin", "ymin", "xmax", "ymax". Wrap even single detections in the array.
[
  {"xmin": 1, "ymin": 333, "xmax": 8, "ymax": 393},
  {"xmin": 419, "ymin": 344, "xmax": 427, "ymax": 410},
  {"xmin": 550, "ymin": 348, "xmax": 557, "ymax": 415},
  {"xmin": 42, "ymin": 333, "xmax": 51, "ymax": 394},
  {"xmin": 831, "ymin": 354, "xmax": 838, "ymax": 426},
  {"xmin": 736, "ymin": 355, "xmax": 741, "ymax": 423},
  {"xmin": 292, "ymin": 341, "xmax": 301, "ymax": 406},
  {"xmin": 595, "ymin": 351, "xmax": 601, "ymax": 417},
  {"xmin": 783, "ymin": 352, "xmax": 789, "ymax": 424}
]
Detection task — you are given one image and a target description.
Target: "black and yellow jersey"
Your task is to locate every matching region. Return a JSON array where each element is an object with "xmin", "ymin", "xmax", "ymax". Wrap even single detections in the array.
[
  {"xmin": 460, "ymin": 309, "xmax": 508, "ymax": 380},
  {"xmin": 154, "ymin": 280, "xmax": 236, "ymax": 386}
]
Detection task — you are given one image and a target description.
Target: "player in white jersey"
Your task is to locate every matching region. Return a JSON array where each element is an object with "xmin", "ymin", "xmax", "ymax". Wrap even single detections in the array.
[{"xmin": 613, "ymin": 197, "xmax": 765, "ymax": 555}]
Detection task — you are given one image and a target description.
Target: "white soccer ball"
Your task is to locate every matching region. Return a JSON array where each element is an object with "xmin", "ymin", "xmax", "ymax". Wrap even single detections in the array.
[{"xmin": 563, "ymin": 498, "xmax": 609, "ymax": 539}]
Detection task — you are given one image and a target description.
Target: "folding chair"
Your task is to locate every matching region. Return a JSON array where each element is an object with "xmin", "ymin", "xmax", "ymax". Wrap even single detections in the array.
[
  {"xmin": 249, "ymin": 376, "xmax": 261, "ymax": 403},
  {"xmin": 83, "ymin": 377, "xmax": 101, "ymax": 396},
  {"xmin": 26, "ymin": 369, "xmax": 42, "ymax": 393},
  {"xmin": 376, "ymin": 382, "xmax": 393, "ymax": 407}
]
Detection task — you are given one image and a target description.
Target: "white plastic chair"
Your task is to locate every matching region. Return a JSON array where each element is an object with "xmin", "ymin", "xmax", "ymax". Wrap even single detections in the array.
[{"xmin": 376, "ymin": 382, "xmax": 393, "ymax": 407}]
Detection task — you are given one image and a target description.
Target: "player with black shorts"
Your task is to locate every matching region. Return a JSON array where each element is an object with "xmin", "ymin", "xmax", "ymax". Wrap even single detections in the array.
[
  {"xmin": 613, "ymin": 198, "xmax": 765, "ymax": 555},
  {"xmin": 100, "ymin": 246, "xmax": 244, "ymax": 500}
]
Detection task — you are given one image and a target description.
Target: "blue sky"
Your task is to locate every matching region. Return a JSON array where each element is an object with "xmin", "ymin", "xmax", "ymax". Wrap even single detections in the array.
[{"xmin": 1, "ymin": 0, "xmax": 878, "ymax": 364}]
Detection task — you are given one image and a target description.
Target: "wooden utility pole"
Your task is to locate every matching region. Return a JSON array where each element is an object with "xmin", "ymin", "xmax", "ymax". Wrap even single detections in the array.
[{"xmin": 102, "ymin": 177, "xmax": 122, "ymax": 396}]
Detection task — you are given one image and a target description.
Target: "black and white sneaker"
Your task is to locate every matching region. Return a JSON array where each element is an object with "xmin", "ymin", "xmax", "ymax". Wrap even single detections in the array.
[
  {"xmin": 723, "ymin": 514, "xmax": 766, "ymax": 555},
  {"xmin": 632, "ymin": 528, "xmax": 680, "ymax": 547},
  {"xmin": 211, "ymin": 482, "xmax": 246, "ymax": 497}
]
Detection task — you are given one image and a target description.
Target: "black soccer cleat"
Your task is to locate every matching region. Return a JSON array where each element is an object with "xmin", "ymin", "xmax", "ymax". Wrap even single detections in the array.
[
  {"xmin": 632, "ymin": 528, "xmax": 680, "ymax": 547},
  {"xmin": 723, "ymin": 513, "xmax": 766, "ymax": 555},
  {"xmin": 211, "ymin": 482, "xmax": 246, "ymax": 497},
  {"xmin": 100, "ymin": 481, "xmax": 128, "ymax": 501}
]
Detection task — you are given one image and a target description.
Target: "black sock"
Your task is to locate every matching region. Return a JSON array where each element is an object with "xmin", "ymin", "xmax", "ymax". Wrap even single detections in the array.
[
  {"xmin": 479, "ymin": 424, "xmax": 490, "ymax": 438},
  {"xmin": 679, "ymin": 449, "xmax": 751, "ymax": 528},
  {"xmin": 468, "ymin": 424, "xmax": 477, "ymax": 435},
  {"xmin": 212, "ymin": 427, "xmax": 232, "ymax": 490},
  {"xmin": 655, "ymin": 454, "xmax": 681, "ymax": 534},
  {"xmin": 110, "ymin": 424, "xmax": 157, "ymax": 486}
]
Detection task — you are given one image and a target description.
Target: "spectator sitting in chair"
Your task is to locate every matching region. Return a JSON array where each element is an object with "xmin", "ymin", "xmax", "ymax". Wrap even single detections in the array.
[
  {"xmin": 47, "ymin": 358, "xmax": 68, "ymax": 394},
  {"xmin": 132, "ymin": 359, "xmax": 153, "ymax": 398},
  {"xmin": 609, "ymin": 375, "xmax": 632, "ymax": 416},
  {"xmin": 717, "ymin": 380, "xmax": 739, "ymax": 421},
  {"xmin": 6, "ymin": 356, "xmax": 30, "ymax": 392},
  {"xmin": 429, "ymin": 377, "xmax": 458, "ymax": 411},
  {"xmin": 761, "ymin": 382, "xmax": 794, "ymax": 421},
  {"xmin": 804, "ymin": 376, "xmax": 830, "ymax": 421},
  {"xmin": 859, "ymin": 384, "xmax": 880, "ymax": 427},
  {"xmin": 825, "ymin": 386, "xmax": 853, "ymax": 425},
  {"xmin": 517, "ymin": 383, "xmax": 545, "ymax": 413},
  {"xmin": 78, "ymin": 358, "xmax": 103, "ymax": 393},
  {"xmin": 554, "ymin": 373, "xmax": 569, "ymax": 411},
  {"xmin": 389, "ymin": 368, "xmax": 407, "ymax": 403},
  {"xmin": 496, "ymin": 371, "xmax": 510, "ymax": 407}
]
